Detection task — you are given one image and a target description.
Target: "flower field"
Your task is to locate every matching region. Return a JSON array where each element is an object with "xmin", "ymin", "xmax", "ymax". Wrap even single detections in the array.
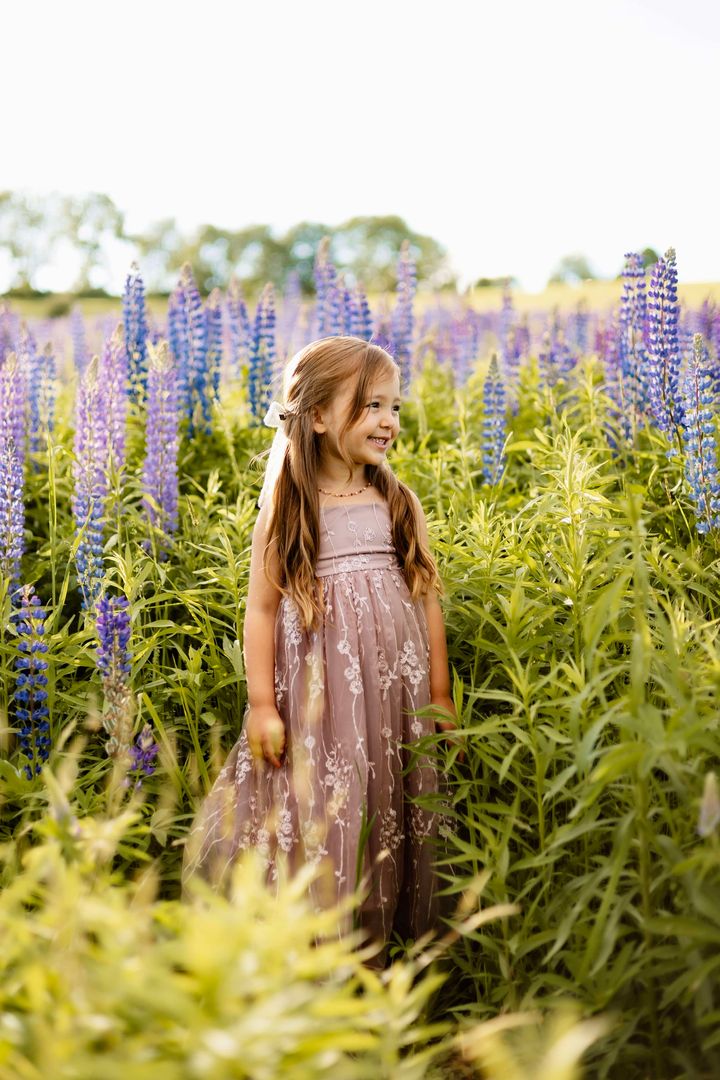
[{"xmin": 1, "ymin": 240, "xmax": 720, "ymax": 1077}]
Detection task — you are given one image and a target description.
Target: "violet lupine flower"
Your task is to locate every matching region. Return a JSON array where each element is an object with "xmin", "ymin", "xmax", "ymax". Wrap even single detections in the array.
[
  {"xmin": 314, "ymin": 237, "xmax": 343, "ymax": 338},
  {"xmin": 0, "ymin": 435, "xmax": 24, "ymax": 596},
  {"xmin": 123, "ymin": 263, "xmax": 149, "ymax": 400},
  {"xmin": 100, "ymin": 326, "xmax": 129, "ymax": 476},
  {"xmin": 142, "ymin": 342, "xmax": 179, "ymax": 550},
  {"xmin": 277, "ymin": 270, "xmax": 303, "ymax": 358},
  {"xmin": 205, "ymin": 288, "xmax": 223, "ymax": 418},
  {"xmin": 227, "ymin": 276, "xmax": 253, "ymax": 379},
  {"xmin": 615, "ymin": 252, "xmax": 649, "ymax": 439},
  {"xmin": 248, "ymin": 285, "xmax": 277, "ymax": 424},
  {"xmin": 72, "ymin": 357, "xmax": 108, "ymax": 610},
  {"xmin": 13, "ymin": 584, "xmax": 50, "ymax": 779},
  {"xmin": 349, "ymin": 284, "xmax": 373, "ymax": 340},
  {"xmin": 26, "ymin": 337, "xmax": 56, "ymax": 457},
  {"xmin": 681, "ymin": 334, "xmax": 720, "ymax": 535},
  {"xmin": 391, "ymin": 241, "xmax": 417, "ymax": 390},
  {"xmin": 167, "ymin": 280, "xmax": 190, "ymax": 416},
  {"xmin": 70, "ymin": 307, "xmax": 89, "ymax": 375},
  {"xmin": 499, "ymin": 283, "xmax": 517, "ymax": 377},
  {"xmin": 0, "ymin": 303, "xmax": 19, "ymax": 363},
  {"xmin": 126, "ymin": 723, "xmax": 159, "ymax": 789},
  {"xmin": 0, "ymin": 351, "xmax": 26, "ymax": 463},
  {"xmin": 179, "ymin": 264, "xmax": 210, "ymax": 434},
  {"xmin": 482, "ymin": 355, "xmax": 507, "ymax": 485},
  {"xmin": 96, "ymin": 592, "xmax": 133, "ymax": 760},
  {"xmin": 646, "ymin": 248, "xmax": 683, "ymax": 442}
]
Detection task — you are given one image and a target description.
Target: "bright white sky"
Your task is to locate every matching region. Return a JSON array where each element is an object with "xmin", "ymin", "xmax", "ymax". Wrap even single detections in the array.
[{"xmin": 2, "ymin": 0, "xmax": 718, "ymax": 292}]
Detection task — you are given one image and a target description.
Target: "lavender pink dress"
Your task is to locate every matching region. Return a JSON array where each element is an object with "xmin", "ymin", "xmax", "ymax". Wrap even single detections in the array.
[{"xmin": 183, "ymin": 500, "xmax": 441, "ymax": 946}]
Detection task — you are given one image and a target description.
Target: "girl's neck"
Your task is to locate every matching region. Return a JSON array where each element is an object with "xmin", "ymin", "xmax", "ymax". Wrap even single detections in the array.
[{"xmin": 316, "ymin": 463, "xmax": 368, "ymax": 493}]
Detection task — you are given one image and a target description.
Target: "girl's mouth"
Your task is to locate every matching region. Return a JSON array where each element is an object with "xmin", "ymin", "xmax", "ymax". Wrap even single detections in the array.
[{"xmin": 368, "ymin": 437, "xmax": 389, "ymax": 448}]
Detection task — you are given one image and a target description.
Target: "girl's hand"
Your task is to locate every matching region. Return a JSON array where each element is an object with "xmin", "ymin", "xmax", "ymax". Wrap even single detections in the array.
[{"xmin": 245, "ymin": 706, "xmax": 286, "ymax": 768}]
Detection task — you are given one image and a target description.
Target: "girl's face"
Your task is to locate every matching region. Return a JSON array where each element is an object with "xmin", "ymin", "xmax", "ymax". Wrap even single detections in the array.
[{"xmin": 315, "ymin": 368, "xmax": 402, "ymax": 469}]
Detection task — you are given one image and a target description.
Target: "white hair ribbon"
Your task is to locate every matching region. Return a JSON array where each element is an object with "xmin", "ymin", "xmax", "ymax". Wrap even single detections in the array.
[{"xmin": 256, "ymin": 349, "xmax": 305, "ymax": 510}]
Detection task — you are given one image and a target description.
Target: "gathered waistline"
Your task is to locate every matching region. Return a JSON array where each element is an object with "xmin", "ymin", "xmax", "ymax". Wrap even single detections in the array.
[{"xmin": 315, "ymin": 553, "xmax": 401, "ymax": 578}]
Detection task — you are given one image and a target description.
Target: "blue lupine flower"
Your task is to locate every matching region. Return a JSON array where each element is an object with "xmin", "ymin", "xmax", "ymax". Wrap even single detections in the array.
[
  {"xmin": 646, "ymin": 248, "xmax": 683, "ymax": 441},
  {"xmin": 126, "ymin": 723, "xmax": 159, "ymax": 790},
  {"xmin": 349, "ymin": 284, "xmax": 373, "ymax": 340},
  {"xmin": 482, "ymin": 355, "xmax": 507, "ymax": 485},
  {"xmin": 123, "ymin": 263, "xmax": 149, "ymax": 400},
  {"xmin": 499, "ymin": 282, "xmax": 517, "ymax": 378},
  {"xmin": 100, "ymin": 326, "xmax": 129, "ymax": 476},
  {"xmin": 0, "ymin": 303, "xmax": 19, "ymax": 363},
  {"xmin": 70, "ymin": 307, "xmax": 89, "ymax": 375},
  {"xmin": 538, "ymin": 326, "xmax": 577, "ymax": 388},
  {"xmin": 142, "ymin": 342, "xmax": 179, "ymax": 551},
  {"xmin": 248, "ymin": 284, "xmax": 277, "ymax": 424},
  {"xmin": 681, "ymin": 334, "xmax": 720, "ymax": 535},
  {"xmin": 615, "ymin": 252, "xmax": 649, "ymax": 439},
  {"xmin": 0, "ymin": 435, "xmax": 24, "ymax": 595},
  {"xmin": 391, "ymin": 241, "xmax": 417, "ymax": 390},
  {"xmin": 314, "ymin": 237, "xmax": 343, "ymax": 338},
  {"xmin": 26, "ymin": 333, "xmax": 56, "ymax": 458},
  {"xmin": 181, "ymin": 264, "xmax": 209, "ymax": 434},
  {"xmin": 13, "ymin": 584, "xmax": 50, "ymax": 779},
  {"xmin": 205, "ymin": 287, "xmax": 223, "ymax": 422},
  {"xmin": 167, "ymin": 281, "xmax": 191, "ymax": 416},
  {"xmin": 0, "ymin": 350, "xmax": 26, "ymax": 462},
  {"xmin": 227, "ymin": 277, "xmax": 252, "ymax": 380},
  {"xmin": 72, "ymin": 357, "xmax": 108, "ymax": 610},
  {"xmin": 96, "ymin": 592, "xmax": 133, "ymax": 760}
]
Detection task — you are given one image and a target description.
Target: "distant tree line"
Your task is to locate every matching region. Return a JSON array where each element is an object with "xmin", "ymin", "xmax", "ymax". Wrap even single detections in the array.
[{"xmin": 0, "ymin": 191, "xmax": 457, "ymax": 297}]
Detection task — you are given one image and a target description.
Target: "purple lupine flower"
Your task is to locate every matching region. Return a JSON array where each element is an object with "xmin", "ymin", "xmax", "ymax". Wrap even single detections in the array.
[
  {"xmin": 681, "ymin": 334, "xmax": 720, "ymax": 535},
  {"xmin": 26, "ymin": 337, "xmax": 56, "ymax": 458},
  {"xmin": 180, "ymin": 264, "xmax": 209, "ymax": 434},
  {"xmin": 0, "ymin": 303, "xmax": 20, "ymax": 363},
  {"xmin": 123, "ymin": 262, "xmax": 149, "ymax": 400},
  {"xmin": 615, "ymin": 252, "xmax": 649, "ymax": 440},
  {"xmin": 96, "ymin": 592, "xmax": 133, "ymax": 760},
  {"xmin": 100, "ymin": 326, "xmax": 129, "ymax": 476},
  {"xmin": 314, "ymin": 237, "xmax": 343, "ymax": 338},
  {"xmin": 205, "ymin": 287, "xmax": 223, "ymax": 418},
  {"xmin": 126, "ymin": 723, "xmax": 159, "ymax": 789},
  {"xmin": 248, "ymin": 284, "xmax": 276, "ymax": 423},
  {"xmin": 339, "ymin": 274, "xmax": 354, "ymax": 337},
  {"xmin": 482, "ymin": 355, "xmax": 507, "ymax": 485},
  {"xmin": 70, "ymin": 307, "xmax": 89, "ymax": 376},
  {"xmin": 72, "ymin": 357, "xmax": 108, "ymax": 610},
  {"xmin": 13, "ymin": 584, "xmax": 50, "ymax": 779},
  {"xmin": 227, "ymin": 276, "xmax": 253, "ymax": 380},
  {"xmin": 277, "ymin": 270, "xmax": 303, "ymax": 358},
  {"xmin": 349, "ymin": 284, "xmax": 373, "ymax": 340},
  {"xmin": 167, "ymin": 280, "xmax": 190, "ymax": 415},
  {"xmin": 0, "ymin": 435, "xmax": 24, "ymax": 596},
  {"xmin": 499, "ymin": 282, "xmax": 516, "ymax": 375},
  {"xmin": 142, "ymin": 342, "xmax": 179, "ymax": 550},
  {"xmin": 646, "ymin": 248, "xmax": 683, "ymax": 442},
  {"xmin": 391, "ymin": 241, "xmax": 417, "ymax": 390},
  {"xmin": 0, "ymin": 351, "xmax": 26, "ymax": 463}
]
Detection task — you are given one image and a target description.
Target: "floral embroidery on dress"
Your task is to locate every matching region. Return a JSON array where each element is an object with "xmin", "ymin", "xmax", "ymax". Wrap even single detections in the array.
[
  {"xmin": 399, "ymin": 639, "xmax": 426, "ymax": 688},
  {"xmin": 304, "ymin": 651, "xmax": 324, "ymax": 700},
  {"xmin": 379, "ymin": 806, "xmax": 404, "ymax": 852}
]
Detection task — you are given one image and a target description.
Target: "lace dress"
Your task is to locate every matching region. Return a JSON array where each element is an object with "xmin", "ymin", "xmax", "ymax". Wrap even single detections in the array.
[{"xmin": 183, "ymin": 500, "xmax": 440, "ymax": 945}]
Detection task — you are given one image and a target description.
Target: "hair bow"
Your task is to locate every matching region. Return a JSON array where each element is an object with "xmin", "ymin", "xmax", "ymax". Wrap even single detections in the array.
[{"xmin": 263, "ymin": 400, "xmax": 287, "ymax": 429}]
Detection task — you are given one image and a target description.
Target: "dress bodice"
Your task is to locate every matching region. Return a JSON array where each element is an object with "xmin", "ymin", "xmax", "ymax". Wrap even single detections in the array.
[{"xmin": 316, "ymin": 502, "xmax": 401, "ymax": 577}]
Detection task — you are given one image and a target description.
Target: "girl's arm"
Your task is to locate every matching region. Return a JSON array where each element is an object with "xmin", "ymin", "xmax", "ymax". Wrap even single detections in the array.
[
  {"xmin": 409, "ymin": 491, "xmax": 457, "ymax": 725},
  {"xmin": 243, "ymin": 501, "xmax": 285, "ymax": 767}
]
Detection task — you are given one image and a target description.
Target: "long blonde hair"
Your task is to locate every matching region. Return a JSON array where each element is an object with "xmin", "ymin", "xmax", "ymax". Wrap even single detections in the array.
[{"xmin": 263, "ymin": 336, "xmax": 440, "ymax": 630}]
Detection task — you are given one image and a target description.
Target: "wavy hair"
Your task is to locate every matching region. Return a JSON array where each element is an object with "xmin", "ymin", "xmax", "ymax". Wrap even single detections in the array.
[{"xmin": 262, "ymin": 336, "xmax": 440, "ymax": 631}]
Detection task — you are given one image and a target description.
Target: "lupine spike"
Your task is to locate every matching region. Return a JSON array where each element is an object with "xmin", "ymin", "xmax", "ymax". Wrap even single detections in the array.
[
  {"xmin": 205, "ymin": 288, "xmax": 223, "ymax": 424},
  {"xmin": 180, "ymin": 264, "xmax": 209, "ymax": 435},
  {"xmin": 248, "ymin": 285, "xmax": 276, "ymax": 423},
  {"xmin": 96, "ymin": 592, "xmax": 133, "ymax": 760},
  {"xmin": 615, "ymin": 252, "xmax": 649, "ymax": 440},
  {"xmin": 314, "ymin": 237, "xmax": 342, "ymax": 338},
  {"xmin": 123, "ymin": 262, "xmax": 149, "ymax": 400},
  {"xmin": 482, "ymin": 355, "xmax": 507, "ymax": 485},
  {"xmin": 681, "ymin": 334, "xmax": 720, "ymax": 535},
  {"xmin": 647, "ymin": 247, "xmax": 683, "ymax": 441},
  {"xmin": 70, "ymin": 307, "xmax": 89, "ymax": 375},
  {"xmin": 100, "ymin": 326, "xmax": 129, "ymax": 477},
  {"xmin": 0, "ymin": 351, "xmax": 26, "ymax": 463},
  {"xmin": 391, "ymin": 241, "xmax": 417, "ymax": 390},
  {"xmin": 350, "ymin": 284, "xmax": 373, "ymax": 340},
  {"xmin": 71, "ymin": 356, "xmax": 108, "ymax": 610},
  {"xmin": 227, "ymin": 277, "xmax": 252, "ymax": 380},
  {"xmin": 13, "ymin": 584, "xmax": 50, "ymax": 779},
  {"xmin": 0, "ymin": 435, "xmax": 25, "ymax": 595},
  {"xmin": 167, "ymin": 281, "xmax": 191, "ymax": 416},
  {"xmin": 142, "ymin": 341, "xmax": 180, "ymax": 552}
]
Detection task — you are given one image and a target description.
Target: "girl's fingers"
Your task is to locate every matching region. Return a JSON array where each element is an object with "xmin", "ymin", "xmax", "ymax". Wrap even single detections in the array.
[{"xmin": 262, "ymin": 733, "xmax": 283, "ymax": 768}]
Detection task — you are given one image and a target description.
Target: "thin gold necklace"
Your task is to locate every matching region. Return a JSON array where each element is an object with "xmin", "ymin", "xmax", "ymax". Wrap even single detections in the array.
[{"xmin": 318, "ymin": 480, "xmax": 373, "ymax": 498}]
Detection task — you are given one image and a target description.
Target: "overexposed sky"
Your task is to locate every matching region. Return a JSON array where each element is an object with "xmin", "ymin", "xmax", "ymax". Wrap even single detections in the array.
[{"xmin": 2, "ymin": 0, "xmax": 718, "ymax": 292}]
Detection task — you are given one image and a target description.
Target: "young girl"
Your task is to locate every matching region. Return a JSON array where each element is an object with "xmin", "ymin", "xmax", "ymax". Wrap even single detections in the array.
[{"xmin": 183, "ymin": 335, "xmax": 456, "ymax": 952}]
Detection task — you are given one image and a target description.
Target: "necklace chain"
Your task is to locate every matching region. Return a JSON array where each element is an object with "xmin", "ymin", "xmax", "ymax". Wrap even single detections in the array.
[{"xmin": 317, "ymin": 480, "xmax": 373, "ymax": 498}]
